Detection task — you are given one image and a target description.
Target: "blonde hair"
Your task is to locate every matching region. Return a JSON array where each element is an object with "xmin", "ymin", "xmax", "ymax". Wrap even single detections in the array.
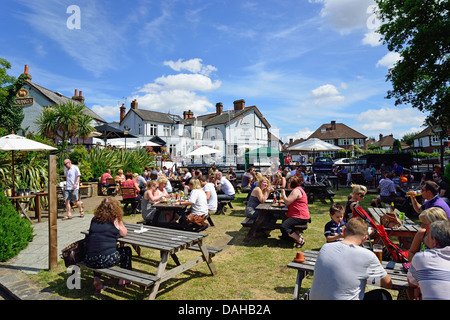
[
  {"xmin": 419, "ymin": 207, "xmax": 449, "ymax": 224},
  {"xmin": 189, "ymin": 178, "xmax": 202, "ymax": 190},
  {"xmin": 146, "ymin": 180, "xmax": 158, "ymax": 188},
  {"xmin": 257, "ymin": 177, "xmax": 269, "ymax": 190},
  {"xmin": 117, "ymin": 169, "xmax": 123, "ymax": 175},
  {"xmin": 351, "ymin": 184, "xmax": 367, "ymax": 195},
  {"xmin": 157, "ymin": 176, "xmax": 168, "ymax": 185},
  {"xmin": 254, "ymin": 172, "xmax": 263, "ymax": 183}
]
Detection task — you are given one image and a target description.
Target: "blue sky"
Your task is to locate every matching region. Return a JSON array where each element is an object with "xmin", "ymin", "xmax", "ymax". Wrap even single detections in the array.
[{"xmin": 1, "ymin": 0, "xmax": 428, "ymax": 142}]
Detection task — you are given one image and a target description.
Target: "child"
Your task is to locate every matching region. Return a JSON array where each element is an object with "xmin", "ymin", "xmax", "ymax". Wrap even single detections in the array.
[{"xmin": 324, "ymin": 203, "xmax": 346, "ymax": 242}]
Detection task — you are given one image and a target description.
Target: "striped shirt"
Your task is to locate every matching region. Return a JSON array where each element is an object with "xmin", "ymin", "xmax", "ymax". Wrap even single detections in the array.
[{"xmin": 407, "ymin": 247, "xmax": 450, "ymax": 300}]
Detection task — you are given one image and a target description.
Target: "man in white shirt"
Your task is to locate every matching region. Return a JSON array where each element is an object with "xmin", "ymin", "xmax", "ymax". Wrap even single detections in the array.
[
  {"xmin": 407, "ymin": 220, "xmax": 450, "ymax": 300},
  {"xmin": 310, "ymin": 217, "xmax": 392, "ymax": 300},
  {"xmin": 200, "ymin": 176, "xmax": 218, "ymax": 214},
  {"xmin": 62, "ymin": 159, "xmax": 84, "ymax": 220},
  {"xmin": 215, "ymin": 171, "xmax": 235, "ymax": 201}
]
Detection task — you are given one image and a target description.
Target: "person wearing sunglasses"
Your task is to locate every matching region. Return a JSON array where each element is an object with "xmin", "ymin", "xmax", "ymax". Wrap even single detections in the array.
[
  {"xmin": 344, "ymin": 184, "xmax": 367, "ymax": 222},
  {"xmin": 433, "ymin": 172, "xmax": 449, "ymax": 204},
  {"xmin": 407, "ymin": 181, "xmax": 450, "ymax": 219}
]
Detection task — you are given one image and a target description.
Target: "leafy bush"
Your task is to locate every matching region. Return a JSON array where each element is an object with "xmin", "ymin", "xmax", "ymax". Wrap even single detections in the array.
[
  {"xmin": 0, "ymin": 190, "xmax": 34, "ymax": 262},
  {"xmin": 445, "ymin": 163, "xmax": 450, "ymax": 183}
]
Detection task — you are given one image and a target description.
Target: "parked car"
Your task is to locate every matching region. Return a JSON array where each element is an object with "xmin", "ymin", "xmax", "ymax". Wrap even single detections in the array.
[{"xmin": 313, "ymin": 156, "xmax": 334, "ymax": 172}]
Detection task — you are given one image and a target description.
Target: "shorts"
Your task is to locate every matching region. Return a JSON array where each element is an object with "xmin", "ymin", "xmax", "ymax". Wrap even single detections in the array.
[{"xmin": 64, "ymin": 189, "xmax": 79, "ymax": 202}]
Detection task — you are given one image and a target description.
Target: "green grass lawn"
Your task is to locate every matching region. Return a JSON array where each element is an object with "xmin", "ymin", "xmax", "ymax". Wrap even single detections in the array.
[{"xmin": 30, "ymin": 186, "xmax": 405, "ymax": 300}]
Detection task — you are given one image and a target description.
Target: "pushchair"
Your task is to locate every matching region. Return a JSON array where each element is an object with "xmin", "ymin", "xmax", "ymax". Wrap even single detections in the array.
[{"xmin": 353, "ymin": 203, "xmax": 409, "ymax": 263}]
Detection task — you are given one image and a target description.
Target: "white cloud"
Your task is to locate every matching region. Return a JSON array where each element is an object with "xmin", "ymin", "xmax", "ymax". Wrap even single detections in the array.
[
  {"xmin": 376, "ymin": 52, "xmax": 402, "ymax": 68},
  {"xmin": 362, "ymin": 30, "xmax": 382, "ymax": 47},
  {"xmin": 310, "ymin": 0, "xmax": 376, "ymax": 34},
  {"xmin": 357, "ymin": 106, "xmax": 426, "ymax": 138},
  {"xmin": 309, "ymin": 84, "xmax": 345, "ymax": 105},
  {"xmin": 129, "ymin": 59, "xmax": 221, "ymax": 115},
  {"xmin": 163, "ymin": 58, "xmax": 218, "ymax": 76}
]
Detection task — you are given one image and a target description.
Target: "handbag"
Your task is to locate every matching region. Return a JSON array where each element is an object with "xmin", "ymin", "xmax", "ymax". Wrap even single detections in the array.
[
  {"xmin": 380, "ymin": 211, "xmax": 403, "ymax": 229},
  {"xmin": 61, "ymin": 238, "xmax": 86, "ymax": 267},
  {"xmin": 186, "ymin": 213, "xmax": 206, "ymax": 226}
]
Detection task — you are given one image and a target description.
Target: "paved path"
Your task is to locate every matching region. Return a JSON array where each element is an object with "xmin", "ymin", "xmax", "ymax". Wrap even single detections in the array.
[{"xmin": 0, "ymin": 196, "xmax": 104, "ymax": 300}]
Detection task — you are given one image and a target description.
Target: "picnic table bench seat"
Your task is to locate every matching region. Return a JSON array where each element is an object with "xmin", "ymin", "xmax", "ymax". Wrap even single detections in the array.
[
  {"xmin": 187, "ymin": 245, "xmax": 222, "ymax": 257},
  {"xmin": 241, "ymin": 217, "xmax": 308, "ymax": 232},
  {"xmin": 308, "ymin": 189, "xmax": 335, "ymax": 203},
  {"xmin": 216, "ymin": 200, "xmax": 233, "ymax": 214},
  {"xmin": 77, "ymin": 261, "xmax": 160, "ymax": 290}
]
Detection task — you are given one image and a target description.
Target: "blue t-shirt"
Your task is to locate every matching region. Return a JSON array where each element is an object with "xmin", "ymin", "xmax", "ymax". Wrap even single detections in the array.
[{"xmin": 324, "ymin": 220, "xmax": 346, "ymax": 241}]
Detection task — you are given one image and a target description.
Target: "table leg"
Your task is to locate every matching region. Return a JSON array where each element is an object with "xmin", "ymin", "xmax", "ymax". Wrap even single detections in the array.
[
  {"xmin": 35, "ymin": 194, "xmax": 42, "ymax": 222},
  {"xmin": 292, "ymin": 270, "xmax": 306, "ymax": 300},
  {"xmin": 197, "ymin": 239, "xmax": 217, "ymax": 276},
  {"xmin": 244, "ymin": 212, "xmax": 267, "ymax": 242},
  {"xmin": 148, "ymin": 251, "xmax": 169, "ymax": 300}
]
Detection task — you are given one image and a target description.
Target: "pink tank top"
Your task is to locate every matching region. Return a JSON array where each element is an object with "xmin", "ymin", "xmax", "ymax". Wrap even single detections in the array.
[
  {"xmin": 287, "ymin": 186, "xmax": 310, "ymax": 220},
  {"xmin": 122, "ymin": 180, "xmax": 137, "ymax": 198}
]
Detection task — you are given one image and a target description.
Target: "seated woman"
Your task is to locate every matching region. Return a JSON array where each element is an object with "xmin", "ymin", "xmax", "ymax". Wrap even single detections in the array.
[
  {"xmin": 177, "ymin": 179, "xmax": 209, "ymax": 229},
  {"xmin": 272, "ymin": 172, "xmax": 286, "ymax": 189},
  {"xmin": 152, "ymin": 176, "xmax": 175, "ymax": 222},
  {"xmin": 280, "ymin": 176, "xmax": 311, "ymax": 248},
  {"xmin": 141, "ymin": 180, "xmax": 159, "ymax": 223},
  {"xmin": 245, "ymin": 177, "xmax": 274, "ymax": 221},
  {"xmin": 345, "ymin": 184, "xmax": 367, "ymax": 222},
  {"xmin": 121, "ymin": 171, "xmax": 141, "ymax": 212},
  {"xmin": 408, "ymin": 207, "xmax": 448, "ymax": 261},
  {"xmin": 84, "ymin": 197, "xmax": 132, "ymax": 293}
]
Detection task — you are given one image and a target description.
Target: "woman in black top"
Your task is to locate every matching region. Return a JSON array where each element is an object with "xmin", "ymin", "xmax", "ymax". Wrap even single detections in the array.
[
  {"xmin": 344, "ymin": 184, "xmax": 367, "ymax": 222},
  {"xmin": 85, "ymin": 197, "xmax": 132, "ymax": 293}
]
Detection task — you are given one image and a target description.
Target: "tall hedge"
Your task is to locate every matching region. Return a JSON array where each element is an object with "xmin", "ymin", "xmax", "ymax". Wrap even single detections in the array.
[{"xmin": 0, "ymin": 190, "xmax": 34, "ymax": 262}]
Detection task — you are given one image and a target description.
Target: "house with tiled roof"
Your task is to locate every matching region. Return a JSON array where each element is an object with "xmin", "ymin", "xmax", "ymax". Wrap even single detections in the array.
[
  {"xmin": 307, "ymin": 120, "xmax": 367, "ymax": 154},
  {"xmin": 411, "ymin": 126, "xmax": 450, "ymax": 154},
  {"xmin": 365, "ymin": 134, "xmax": 409, "ymax": 151},
  {"xmin": 15, "ymin": 65, "xmax": 106, "ymax": 140},
  {"xmin": 118, "ymin": 99, "xmax": 277, "ymax": 163}
]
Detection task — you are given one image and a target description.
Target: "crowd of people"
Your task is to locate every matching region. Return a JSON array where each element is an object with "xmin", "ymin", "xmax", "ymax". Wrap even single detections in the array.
[{"xmin": 66, "ymin": 159, "xmax": 450, "ymax": 299}]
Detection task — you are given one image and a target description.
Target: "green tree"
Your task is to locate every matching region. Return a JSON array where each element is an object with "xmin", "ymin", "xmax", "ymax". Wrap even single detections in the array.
[
  {"xmin": 375, "ymin": 0, "xmax": 450, "ymax": 133},
  {"xmin": 0, "ymin": 58, "xmax": 26, "ymax": 133},
  {"xmin": 35, "ymin": 101, "xmax": 94, "ymax": 153},
  {"xmin": 402, "ymin": 131, "xmax": 419, "ymax": 146}
]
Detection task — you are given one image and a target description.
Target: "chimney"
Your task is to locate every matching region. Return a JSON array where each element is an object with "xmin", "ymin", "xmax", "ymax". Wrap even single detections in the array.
[
  {"xmin": 183, "ymin": 110, "xmax": 193, "ymax": 119},
  {"xmin": 72, "ymin": 89, "xmax": 85, "ymax": 104},
  {"xmin": 233, "ymin": 99, "xmax": 245, "ymax": 111},
  {"xmin": 120, "ymin": 103, "xmax": 126, "ymax": 123},
  {"xmin": 331, "ymin": 121, "xmax": 336, "ymax": 130},
  {"xmin": 289, "ymin": 138, "xmax": 293, "ymax": 145},
  {"xmin": 216, "ymin": 102, "xmax": 223, "ymax": 115},
  {"xmin": 379, "ymin": 134, "xmax": 383, "ymax": 141},
  {"xmin": 131, "ymin": 99, "xmax": 138, "ymax": 110},
  {"xmin": 188, "ymin": 110, "xmax": 193, "ymax": 119},
  {"xmin": 23, "ymin": 65, "xmax": 32, "ymax": 80}
]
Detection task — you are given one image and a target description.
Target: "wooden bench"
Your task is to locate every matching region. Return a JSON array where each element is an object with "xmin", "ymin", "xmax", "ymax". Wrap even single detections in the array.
[
  {"xmin": 101, "ymin": 178, "xmax": 117, "ymax": 196},
  {"xmin": 187, "ymin": 245, "xmax": 222, "ymax": 257},
  {"xmin": 216, "ymin": 200, "xmax": 233, "ymax": 214},
  {"xmin": 77, "ymin": 261, "xmax": 160, "ymax": 290},
  {"xmin": 119, "ymin": 187, "xmax": 141, "ymax": 214},
  {"xmin": 241, "ymin": 217, "xmax": 308, "ymax": 233}
]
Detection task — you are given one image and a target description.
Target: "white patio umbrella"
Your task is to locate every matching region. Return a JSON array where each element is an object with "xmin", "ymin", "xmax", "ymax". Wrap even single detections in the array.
[
  {"xmin": 287, "ymin": 138, "xmax": 343, "ymax": 151},
  {"xmin": 0, "ymin": 133, "xmax": 57, "ymax": 196},
  {"xmin": 185, "ymin": 146, "xmax": 222, "ymax": 156},
  {"xmin": 140, "ymin": 140, "xmax": 160, "ymax": 147}
]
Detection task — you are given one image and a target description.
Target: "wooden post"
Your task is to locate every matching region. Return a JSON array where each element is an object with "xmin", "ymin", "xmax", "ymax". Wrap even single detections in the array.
[{"xmin": 48, "ymin": 155, "xmax": 58, "ymax": 270}]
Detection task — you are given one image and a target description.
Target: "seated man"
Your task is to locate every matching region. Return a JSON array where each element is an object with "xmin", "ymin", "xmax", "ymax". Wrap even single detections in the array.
[
  {"xmin": 407, "ymin": 220, "xmax": 450, "ymax": 300},
  {"xmin": 407, "ymin": 180, "xmax": 450, "ymax": 219},
  {"xmin": 100, "ymin": 169, "xmax": 113, "ymax": 187},
  {"xmin": 309, "ymin": 217, "xmax": 392, "ymax": 300},
  {"xmin": 215, "ymin": 171, "xmax": 235, "ymax": 201},
  {"xmin": 433, "ymin": 172, "xmax": 450, "ymax": 205},
  {"xmin": 371, "ymin": 171, "xmax": 396, "ymax": 207}
]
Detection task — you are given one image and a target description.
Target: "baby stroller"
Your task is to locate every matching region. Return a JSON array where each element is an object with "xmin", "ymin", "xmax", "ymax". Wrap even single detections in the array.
[{"xmin": 353, "ymin": 203, "xmax": 409, "ymax": 263}]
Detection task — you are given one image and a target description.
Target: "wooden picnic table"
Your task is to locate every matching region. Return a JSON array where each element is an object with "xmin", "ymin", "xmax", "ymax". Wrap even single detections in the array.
[
  {"xmin": 82, "ymin": 222, "xmax": 217, "ymax": 299},
  {"xmin": 367, "ymin": 207, "xmax": 421, "ymax": 238},
  {"xmin": 243, "ymin": 202, "xmax": 288, "ymax": 242},
  {"xmin": 302, "ymin": 182, "xmax": 335, "ymax": 203},
  {"xmin": 287, "ymin": 250, "xmax": 410, "ymax": 300},
  {"xmin": 8, "ymin": 192, "xmax": 48, "ymax": 223}
]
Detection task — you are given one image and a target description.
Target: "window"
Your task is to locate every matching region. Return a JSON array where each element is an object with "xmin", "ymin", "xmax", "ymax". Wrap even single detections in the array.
[
  {"xmin": 138, "ymin": 123, "xmax": 142, "ymax": 135},
  {"xmin": 149, "ymin": 124, "xmax": 157, "ymax": 136},
  {"xmin": 338, "ymin": 138, "xmax": 354, "ymax": 145},
  {"xmin": 324, "ymin": 140, "xmax": 334, "ymax": 145},
  {"xmin": 163, "ymin": 125, "xmax": 171, "ymax": 137},
  {"xmin": 169, "ymin": 144, "xmax": 176, "ymax": 156},
  {"xmin": 355, "ymin": 139, "xmax": 365, "ymax": 146}
]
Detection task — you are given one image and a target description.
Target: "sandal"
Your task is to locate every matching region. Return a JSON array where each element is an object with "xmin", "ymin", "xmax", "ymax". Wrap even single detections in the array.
[
  {"xmin": 62, "ymin": 215, "xmax": 72, "ymax": 221},
  {"xmin": 80, "ymin": 211, "xmax": 85, "ymax": 218},
  {"xmin": 294, "ymin": 236, "xmax": 305, "ymax": 249}
]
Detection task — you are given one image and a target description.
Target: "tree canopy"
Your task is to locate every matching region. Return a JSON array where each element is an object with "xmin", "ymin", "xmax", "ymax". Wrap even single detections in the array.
[
  {"xmin": 0, "ymin": 58, "xmax": 26, "ymax": 134},
  {"xmin": 375, "ymin": 0, "xmax": 450, "ymax": 133}
]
